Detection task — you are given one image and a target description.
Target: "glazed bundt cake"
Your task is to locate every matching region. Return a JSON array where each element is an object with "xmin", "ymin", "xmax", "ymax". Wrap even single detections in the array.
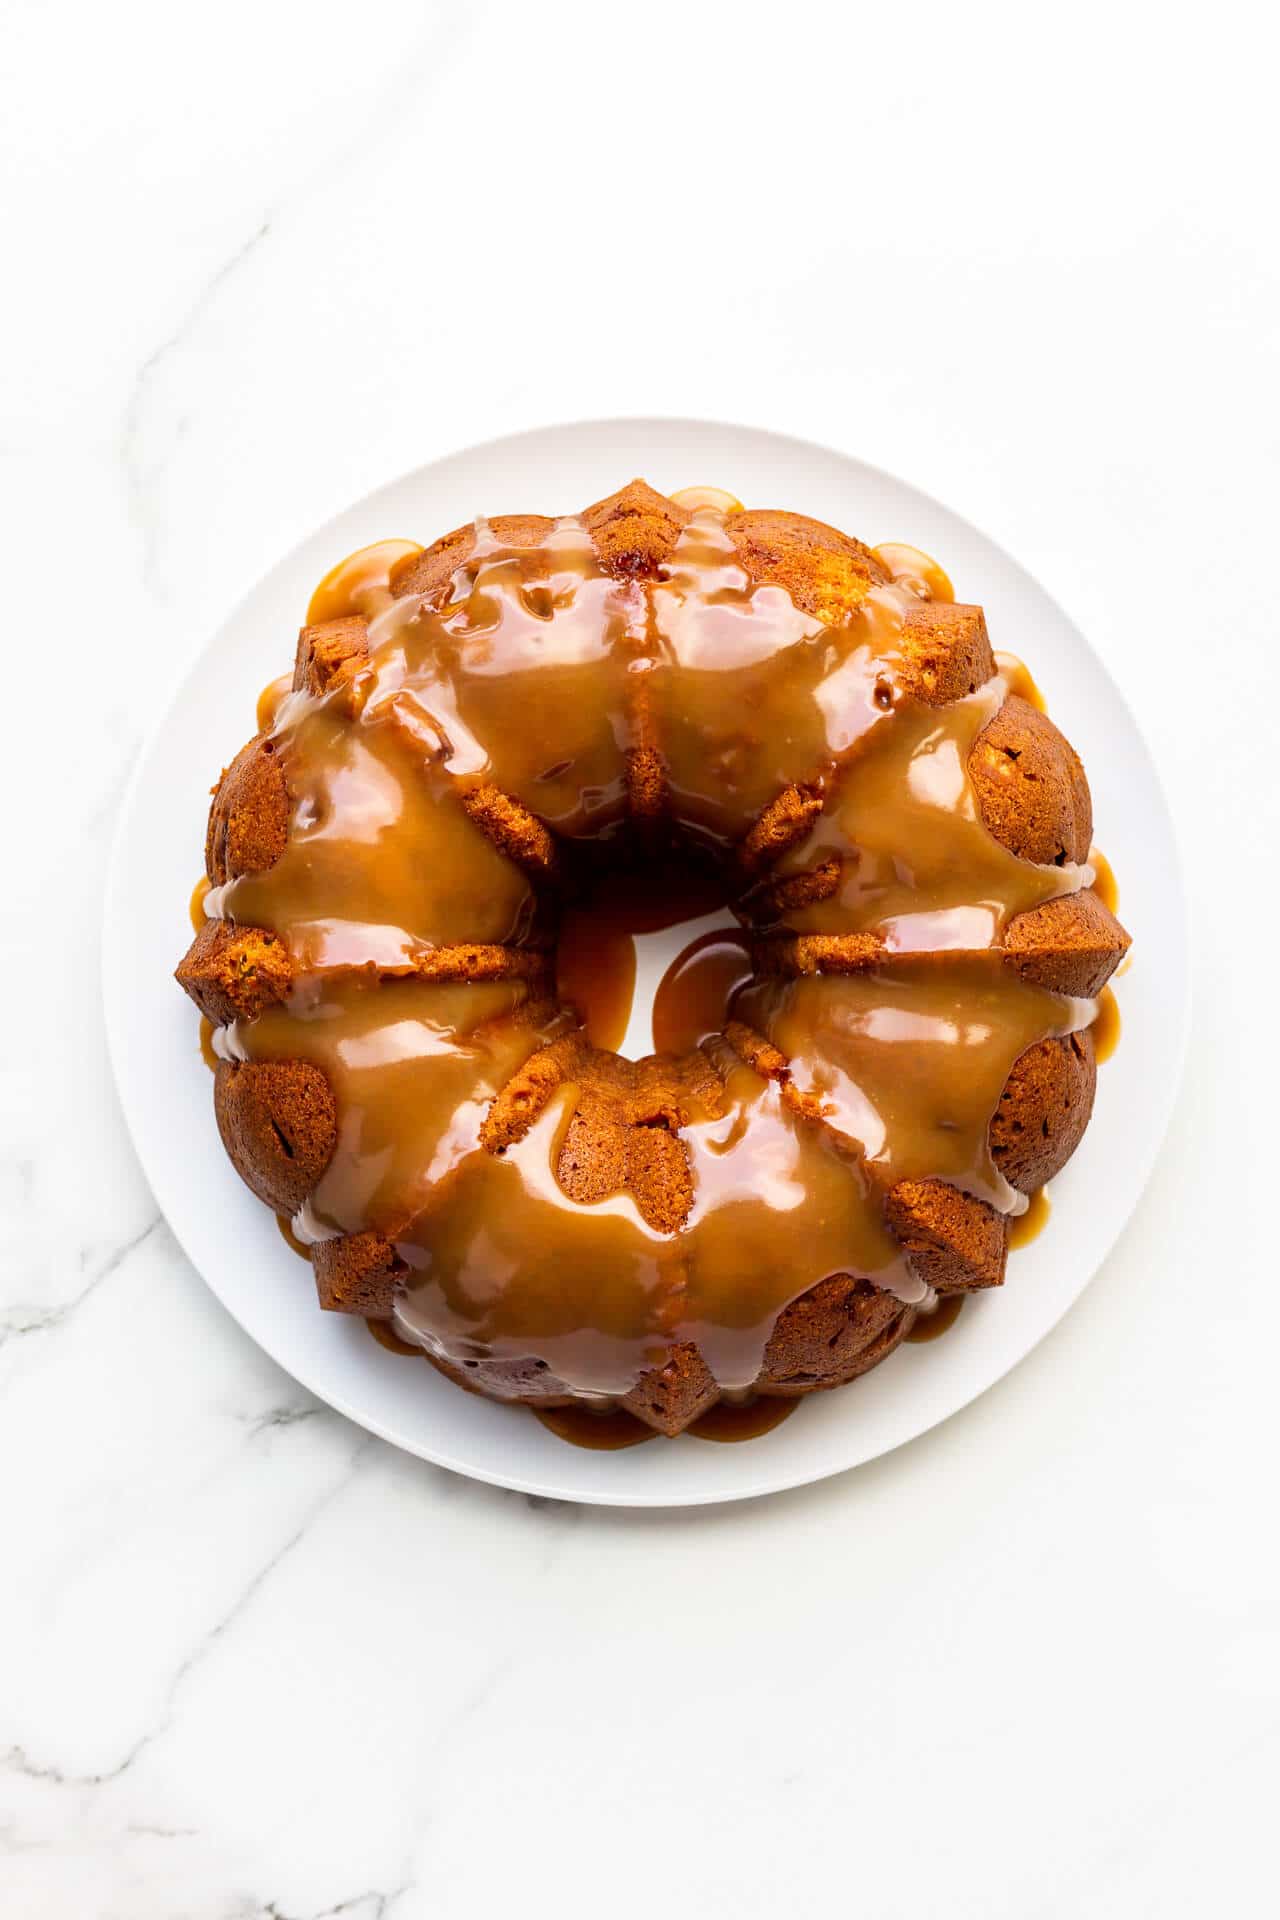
[{"xmin": 175, "ymin": 480, "xmax": 1129, "ymax": 1436}]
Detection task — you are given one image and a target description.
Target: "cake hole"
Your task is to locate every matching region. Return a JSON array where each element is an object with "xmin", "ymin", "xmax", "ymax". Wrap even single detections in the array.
[
  {"xmin": 269, "ymin": 1120, "xmax": 295, "ymax": 1160},
  {"xmin": 556, "ymin": 854, "xmax": 737, "ymax": 1057}
]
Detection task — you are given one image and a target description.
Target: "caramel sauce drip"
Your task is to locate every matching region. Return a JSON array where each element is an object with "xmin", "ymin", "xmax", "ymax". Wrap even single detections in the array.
[
  {"xmin": 222, "ymin": 977, "xmax": 563, "ymax": 1245},
  {"xmin": 206, "ymin": 505, "xmax": 1104, "ymax": 1403},
  {"xmin": 874, "ymin": 542, "xmax": 955, "ymax": 603},
  {"xmin": 1090, "ymin": 846, "xmax": 1119, "ymax": 916},
  {"xmin": 275, "ymin": 1211, "xmax": 312, "ymax": 1260},
  {"xmin": 390, "ymin": 1049, "xmax": 923, "ymax": 1395},
  {"xmin": 211, "ymin": 696, "xmax": 539, "ymax": 969},
  {"xmin": 1009, "ymin": 1185, "xmax": 1052, "ymax": 1249},
  {"xmin": 669, "ymin": 485, "xmax": 746, "ymax": 516},
  {"xmin": 555, "ymin": 863, "xmax": 732, "ymax": 1052},
  {"xmin": 364, "ymin": 519, "xmax": 643, "ymax": 836},
  {"xmin": 533, "ymin": 1405, "xmax": 658, "ymax": 1450},
  {"xmin": 198, "ymin": 1016, "xmax": 218, "ymax": 1072},
  {"xmin": 767, "ymin": 673, "xmax": 1084, "ymax": 948},
  {"xmin": 552, "ymin": 861, "xmax": 742, "ymax": 1053},
  {"xmin": 685, "ymin": 1394, "xmax": 799, "ymax": 1442},
  {"xmin": 534, "ymin": 1393, "xmax": 798, "ymax": 1447},
  {"xmin": 189, "ymin": 875, "xmax": 211, "ymax": 933},
  {"xmin": 649, "ymin": 513, "xmax": 906, "ymax": 843},
  {"xmin": 992, "ymin": 651, "xmax": 1047, "ymax": 713},
  {"xmin": 1092, "ymin": 985, "xmax": 1121, "ymax": 1064},
  {"xmin": 735, "ymin": 962, "xmax": 1094, "ymax": 1218},
  {"xmin": 905, "ymin": 1292, "xmax": 965, "ymax": 1343},
  {"xmin": 555, "ymin": 904, "xmax": 636, "ymax": 1052},
  {"xmin": 307, "ymin": 539, "xmax": 424, "ymax": 625},
  {"xmin": 370, "ymin": 1313, "xmax": 802, "ymax": 1447},
  {"xmin": 367, "ymin": 1317, "xmax": 425, "ymax": 1358},
  {"xmin": 652, "ymin": 928, "xmax": 753, "ymax": 1056},
  {"xmin": 256, "ymin": 672, "xmax": 294, "ymax": 736}
]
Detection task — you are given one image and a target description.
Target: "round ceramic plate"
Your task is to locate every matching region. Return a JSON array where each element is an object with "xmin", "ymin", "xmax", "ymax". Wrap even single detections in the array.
[{"xmin": 102, "ymin": 418, "xmax": 1188, "ymax": 1507}]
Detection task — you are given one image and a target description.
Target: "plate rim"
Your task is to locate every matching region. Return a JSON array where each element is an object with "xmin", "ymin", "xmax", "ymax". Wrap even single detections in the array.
[{"xmin": 101, "ymin": 413, "xmax": 1191, "ymax": 1507}]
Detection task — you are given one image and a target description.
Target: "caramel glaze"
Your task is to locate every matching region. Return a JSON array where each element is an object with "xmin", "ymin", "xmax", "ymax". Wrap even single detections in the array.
[
  {"xmin": 390, "ymin": 1054, "xmax": 919, "ymax": 1394},
  {"xmin": 189, "ymin": 875, "xmax": 211, "ymax": 933},
  {"xmin": 733, "ymin": 962, "xmax": 1094, "ymax": 1222},
  {"xmin": 208, "ymin": 688, "xmax": 539, "ymax": 970},
  {"xmin": 368, "ymin": 1312, "xmax": 800, "ymax": 1446},
  {"xmin": 758, "ymin": 675, "xmax": 1085, "ymax": 950},
  {"xmin": 994, "ymin": 651, "xmax": 1047, "ymax": 714},
  {"xmin": 555, "ymin": 903, "xmax": 636, "ymax": 1053},
  {"xmin": 905, "ymin": 1292, "xmax": 965, "ymax": 1343},
  {"xmin": 307, "ymin": 539, "xmax": 424, "ymax": 626},
  {"xmin": 363, "ymin": 519, "xmax": 645, "ymax": 839},
  {"xmin": 1090, "ymin": 847, "xmax": 1119, "ymax": 916},
  {"xmin": 535, "ymin": 1394, "xmax": 797, "ymax": 1447},
  {"xmin": 276, "ymin": 1211, "xmax": 312, "ymax": 1260},
  {"xmin": 256, "ymin": 672, "xmax": 294, "ymax": 736},
  {"xmin": 650, "ymin": 513, "xmax": 908, "ymax": 846},
  {"xmin": 1009, "ymin": 1185, "xmax": 1052, "ymax": 1249},
  {"xmin": 874, "ymin": 542, "xmax": 955, "ymax": 603},
  {"xmin": 669, "ymin": 485, "xmax": 745, "ymax": 516},
  {"xmin": 203, "ymin": 506, "xmax": 1119, "ymax": 1408},
  {"xmin": 685, "ymin": 1395, "xmax": 799, "ymax": 1442},
  {"xmin": 652, "ymin": 928, "xmax": 753, "ymax": 1055},
  {"xmin": 198, "ymin": 1015, "xmax": 218, "ymax": 1072},
  {"xmin": 216, "ymin": 977, "xmax": 565, "ymax": 1248},
  {"xmin": 368, "ymin": 1317, "xmax": 424, "ymax": 1357},
  {"xmin": 534, "ymin": 1405, "xmax": 658, "ymax": 1450},
  {"xmin": 1093, "ymin": 986, "xmax": 1121, "ymax": 1064},
  {"xmin": 556, "ymin": 862, "xmax": 732, "ymax": 1052}
]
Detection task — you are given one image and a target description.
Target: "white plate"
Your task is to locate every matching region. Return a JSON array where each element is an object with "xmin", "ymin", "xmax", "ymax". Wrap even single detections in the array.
[{"xmin": 102, "ymin": 418, "xmax": 1189, "ymax": 1507}]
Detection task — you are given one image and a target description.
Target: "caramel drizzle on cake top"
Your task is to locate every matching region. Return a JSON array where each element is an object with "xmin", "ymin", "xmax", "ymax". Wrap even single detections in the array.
[{"xmin": 190, "ymin": 491, "xmax": 1127, "ymax": 1406}]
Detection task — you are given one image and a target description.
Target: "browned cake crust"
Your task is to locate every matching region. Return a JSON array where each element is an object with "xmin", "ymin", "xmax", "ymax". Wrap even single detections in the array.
[
  {"xmin": 293, "ymin": 614, "xmax": 370, "ymax": 697},
  {"xmin": 205, "ymin": 737, "xmax": 290, "ymax": 884},
  {"xmin": 990, "ymin": 1030, "xmax": 1097, "ymax": 1194},
  {"xmin": 176, "ymin": 918, "xmax": 291, "ymax": 1024},
  {"xmin": 177, "ymin": 479, "xmax": 1131, "ymax": 1434},
  {"xmin": 425, "ymin": 1285, "xmax": 915, "ymax": 1437},
  {"xmin": 968, "ymin": 696, "xmax": 1092, "ymax": 866},
  {"xmin": 214, "ymin": 1059, "xmax": 336, "ymax": 1215}
]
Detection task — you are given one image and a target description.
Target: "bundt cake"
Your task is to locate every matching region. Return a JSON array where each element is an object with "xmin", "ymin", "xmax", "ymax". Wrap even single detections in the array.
[{"xmin": 175, "ymin": 480, "xmax": 1130, "ymax": 1436}]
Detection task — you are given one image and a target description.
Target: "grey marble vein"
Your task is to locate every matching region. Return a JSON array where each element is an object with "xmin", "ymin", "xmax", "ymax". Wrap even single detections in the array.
[
  {"xmin": 247, "ymin": 1403, "xmax": 323, "ymax": 1437},
  {"xmin": 247, "ymin": 1887, "xmax": 411, "ymax": 1920},
  {"xmin": 119, "ymin": 218, "xmax": 274, "ymax": 597},
  {"xmin": 3, "ymin": 1437, "xmax": 371, "ymax": 1794},
  {"xmin": 0, "ymin": 1214, "xmax": 162, "ymax": 1348}
]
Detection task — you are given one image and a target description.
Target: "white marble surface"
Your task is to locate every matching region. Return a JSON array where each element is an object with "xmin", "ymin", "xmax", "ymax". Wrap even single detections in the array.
[{"xmin": 2, "ymin": 2, "xmax": 1276, "ymax": 1913}]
